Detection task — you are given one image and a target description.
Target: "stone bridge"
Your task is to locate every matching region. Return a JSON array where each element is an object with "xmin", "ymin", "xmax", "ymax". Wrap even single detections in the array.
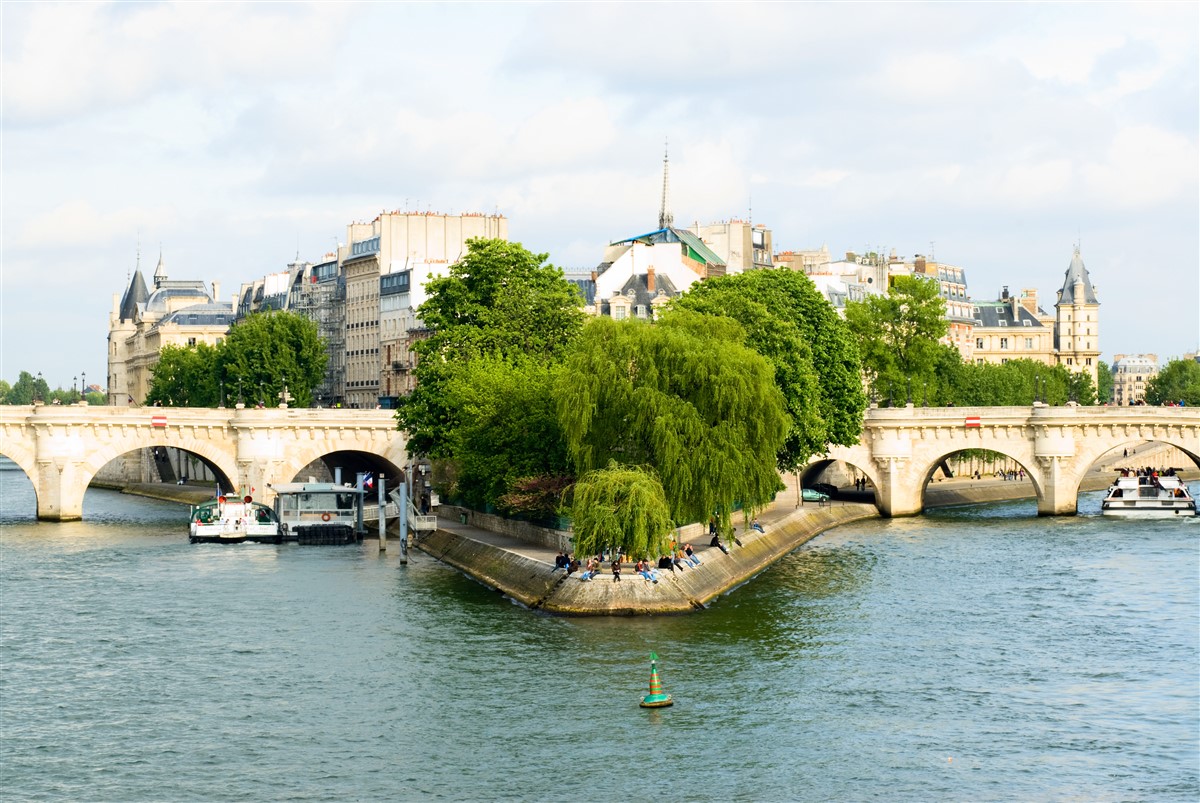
[
  {"xmin": 0, "ymin": 404, "xmax": 408, "ymax": 521},
  {"xmin": 803, "ymin": 404, "xmax": 1200, "ymax": 516}
]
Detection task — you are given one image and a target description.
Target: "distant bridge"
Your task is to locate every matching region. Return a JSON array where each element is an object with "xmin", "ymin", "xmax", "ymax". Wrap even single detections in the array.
[
  {"xmin": 0, "ymin": 404, "xmax": 407, "ymax": 521},
  {"xmin": 804, "ymin": 404, "xmax": 1200, "ymax": 516}
]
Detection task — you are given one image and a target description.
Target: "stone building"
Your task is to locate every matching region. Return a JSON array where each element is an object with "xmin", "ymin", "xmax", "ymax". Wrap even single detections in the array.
[
  {"xmin": 1054, "ymin": 246, "xmax": 1101, "ymax": 386},
  {"xmin": 688, "ymin": 219, "xmax": 773, "ymax": 273},
  {"xmin": 1111, "ymin": 353, "xmax": 1157, "ymax": 406},
  {"xmin": 340, "ymin": 211, "xmax": 507, "ymax": 409},
  {"xmin": 970, "ymin": 287, "xmax": 1055, "ymax": 367},
  {"xmin": 108, "ymin": 252, "xmax": 232, "ymax": 406}
]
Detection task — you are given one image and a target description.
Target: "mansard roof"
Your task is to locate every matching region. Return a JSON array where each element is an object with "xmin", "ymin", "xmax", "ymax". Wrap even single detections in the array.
[
  {"xmin": 611, "ymin": 226, "xmax": 726, "ymax": 269},
  {"xmin": 972, "ymin": 301, "xmax": 1046, "ymax": 328},
  {"xmin": 119, "ymin": 269, "xmax": 150, "ymax": 322},
  {"xmin": 1057, "ymin": 248, "xmax": 1099, "ymax": 305},
  {"xmin": 144, "ymin": 280, "xmax": 212, "ymax": 313},
  {"xmin": 155, "ymin": 302, "xmax": 235, "ymax": 328}
]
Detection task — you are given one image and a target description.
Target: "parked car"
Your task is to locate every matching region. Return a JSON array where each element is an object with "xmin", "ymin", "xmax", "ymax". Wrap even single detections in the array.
[
  {"xmin": 801, "ymin": 488, "xmax": 829, "ymax": 503},
  {"xmin": 811, "ymin": 483, "xmax": 838, "ymax": 498}
]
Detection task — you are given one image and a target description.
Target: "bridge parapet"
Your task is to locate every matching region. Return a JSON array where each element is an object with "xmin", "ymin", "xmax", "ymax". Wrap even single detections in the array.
[{"xmin": 0, "ymin": 405, "xmax": 407, "ymax": 521}]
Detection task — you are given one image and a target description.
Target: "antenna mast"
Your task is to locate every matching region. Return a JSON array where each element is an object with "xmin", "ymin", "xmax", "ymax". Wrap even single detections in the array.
[{"xmin": 658, "ymin": 139, "xmax": 673, "ymax": 230}]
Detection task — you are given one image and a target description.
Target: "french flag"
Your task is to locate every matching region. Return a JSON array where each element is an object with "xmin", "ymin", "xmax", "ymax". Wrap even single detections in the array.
[{"xmin": 363, "ymin": 472, "xmax": 374, "ymax": 489}]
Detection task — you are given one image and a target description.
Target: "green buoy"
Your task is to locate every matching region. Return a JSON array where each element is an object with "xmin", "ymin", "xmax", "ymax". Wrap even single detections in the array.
[{"xmin": 639, "ymin": 651, "xmax": 673, "ymax": 708}]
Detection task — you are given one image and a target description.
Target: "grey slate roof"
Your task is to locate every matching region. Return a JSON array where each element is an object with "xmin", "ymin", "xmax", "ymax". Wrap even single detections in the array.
[
  {"xmin": 972, "ymin": 301, "xmax": 1045, "ymax": 328},
  {"xmin": 156, "ymin": 303, "xmax": 235, "ymax": 328},
  {"xmin": 598, "ymin": 273, "xmax": 679, "ymax": 315},
  {"xmin": 119, "ymin": 269, "xmax": 150, "ymax": 322},
  {"xmin": 1058, "ymin": 248, "xmax": 1099, "ymax": 305}
]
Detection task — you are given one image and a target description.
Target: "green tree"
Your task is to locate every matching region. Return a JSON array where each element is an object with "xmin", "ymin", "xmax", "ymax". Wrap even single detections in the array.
[
  {"xmin": 844, "ymin": 275, "xmax": 949, "ymax": 401},
  {"xmin": 569, "ymin": 462, "xmax": 675, "ymax": 560},
  {"xmin": 396, "ymin": 238, "xmax": 585, "ymax": 457},
  {"xmin": 672, "ymin": 268, "xmax": 865, "ymax": 469},
  {"xmin": 146, "ymin": 343, "xmax": 221, "ymax": 407},
  {"xmin": 944, "ymin": 359, "xmax": 1096, "ymax": 406},
  {"xmin": 5, "ymin": 371, "xmax": 44, "ymax": 405},
  {"xmin": 217, "ymin": 312, "xmax": 327, "ymax": 408},
  {"xmin": 0, "ymin": 380, "xmax": 10, "ymax": 404},
  {"xmin": 1144, "ymin": 359, "xmax": 1200, "ymax": 406},
  {"xmin": 555, "ymin": 312, "xmax": 789, "ymax": 539},
  {"xmin": 1095, "ymin": 360, "xmax": 1113, "ymax": 404},
  {"xmin": 438, "ymin": 356, "xmax": 571, "ymax": 511}
]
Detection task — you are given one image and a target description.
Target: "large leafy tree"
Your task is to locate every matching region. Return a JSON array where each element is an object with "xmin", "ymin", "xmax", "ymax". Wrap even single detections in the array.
[
  {"xmin": 672, "ymin": 268, "xmax": 865, "ymax": 470},
  {"xmin": 555, "ymin": 312, "xmax": 789, "ymax": 539},
  {"xmin": 570, "ymin": 462, "xmax": 675, "ymax": 560},
  {"xmin": 395, "ymin": 238, "xmax": 585, "ymax": 458},
  {"xmin": 1144, "ymin": 358, "xmax": 1200, "ymax": 406},
  {"xmin": 146, "ymin": 343, "xmax": 221, "ymax": 407},
  {"xmin": 844, "ymin": 274, "xmax": 949, "ymax": 401},
  {"xmin": 217, "ymin": 311, "xmax": 327, "ymax": 408},
  {"xmin": 438, "ymin": 356, "xmax": 571, "ymax": 511}
]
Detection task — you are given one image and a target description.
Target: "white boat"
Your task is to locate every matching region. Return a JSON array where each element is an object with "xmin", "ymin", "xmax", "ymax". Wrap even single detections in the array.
[
  {"xmin": 1100, "ymin": 474, "xmax": 1197, "ymax": 518},
  {"xmin": 189, "ymin": 495, "xmax": 282, "ymax": 544}
]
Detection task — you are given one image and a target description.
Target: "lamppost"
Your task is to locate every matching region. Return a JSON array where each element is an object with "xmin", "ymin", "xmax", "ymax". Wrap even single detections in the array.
[
  {"xmin": 219, "ymin": 380, "xmax": 226, "ymax": 409},
  {"xmin": 81, "ymin": 371, "xmax": 86, "ymax": 403},
  {"xmin": 35, "ymin": 371, "xmax": 43, "ymax": 403},
  {"xmin": 73, "ymin": 375, "xmax": 78, "ymax": 402},
  {"xmin": 923, "ymin": 380, "xmax": 928, "ymax": 407}
]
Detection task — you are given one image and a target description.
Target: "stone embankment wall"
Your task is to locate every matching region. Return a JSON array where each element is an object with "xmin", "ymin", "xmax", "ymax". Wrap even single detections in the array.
[{"xmin": 418, "ymin": 504, "xmax": 878, "ymax": 616}]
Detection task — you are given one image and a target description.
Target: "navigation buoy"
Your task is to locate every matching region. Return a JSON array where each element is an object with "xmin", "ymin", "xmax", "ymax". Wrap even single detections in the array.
[{"xmin": 639, "ymin": 652, "xmax": 673, "ymax": 708}]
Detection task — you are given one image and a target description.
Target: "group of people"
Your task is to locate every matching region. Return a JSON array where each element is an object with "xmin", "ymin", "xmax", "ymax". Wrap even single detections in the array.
[
  {"xmin": 997, "ymin": 468, "xmax": 1026, "ymax": 481},
  {"xmin": 559, "ymin": 542, "xmax": 706, "ymax": 583}
]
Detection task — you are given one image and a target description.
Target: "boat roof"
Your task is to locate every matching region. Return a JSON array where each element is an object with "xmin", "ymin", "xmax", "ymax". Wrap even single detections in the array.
[{"xmin": 271, "ymin": 482, "xmax": 367, "ymax": 495}]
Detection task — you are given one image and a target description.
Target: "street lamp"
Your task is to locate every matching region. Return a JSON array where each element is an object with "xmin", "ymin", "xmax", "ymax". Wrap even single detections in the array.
[
  {"xmin": 81, "ymin": 371, "xmax": 86, "ymax": 402},
  {"xmin": 35, "ymin": 371, "xmax": 43, "ymax": 403}
]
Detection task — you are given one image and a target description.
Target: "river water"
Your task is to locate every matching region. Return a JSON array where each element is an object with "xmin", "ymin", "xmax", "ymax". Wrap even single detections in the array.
[{"xmin": 1, "ymin": 470, "xmax": 1197, "ymax": 802}]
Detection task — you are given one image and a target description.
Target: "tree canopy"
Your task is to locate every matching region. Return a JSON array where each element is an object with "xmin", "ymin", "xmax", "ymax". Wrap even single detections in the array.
[
  {"xmin": 1144, "ymin": 358, "xmax": 1200, "ymax": 406},
  {"xmin": 554, "ymin": 312, "xmax": 789, "ymax": 540},
  {"xmin": 145, "ymin": 312, "xmax": 326, "ymax": 407},
  {"xmin": 569, "ymin": 462, "xmax": 675, "ymax": 560},
  {"xmin": 395, "ymin": 238, "xmax": 585, "ymax": 458},
  {"xmin": 943, "ymin": 358, "xmax": 1096, "ymax": 406},
  {"xmin": 671, "ymin": 268, "xmax": 865, "ymax": 470},
  {"xmin": 844, "ymin": 274, "xmax": 949, "ymax": 400},
  {"xmin": 1095, "ymin": 360, "xmax": 1113, "ymax": 404}
]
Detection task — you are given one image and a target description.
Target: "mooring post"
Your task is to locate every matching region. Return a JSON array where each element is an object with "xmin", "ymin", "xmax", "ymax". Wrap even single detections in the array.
[
  {"xmin": 398, "ymin": 480, "xmax": 408, "ymax": 564},
  {"xmin": 378, "ymin": 474, "xmax": 386, "ymax": 552}
]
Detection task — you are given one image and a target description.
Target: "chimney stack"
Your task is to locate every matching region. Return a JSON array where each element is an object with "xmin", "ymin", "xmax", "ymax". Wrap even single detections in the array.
[
  {"xmin": 212, "ymin": 280, "xmax": 221, "ymax": 303},
  {"xmin": 647, "ymin": 266, "xmax": 656, "ymax": 293}
]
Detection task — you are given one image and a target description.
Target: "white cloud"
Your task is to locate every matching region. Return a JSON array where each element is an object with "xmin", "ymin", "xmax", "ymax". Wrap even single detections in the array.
[{"xmin": 1081, "ymin": 125, "xmax": 1198, "ymax": 207}]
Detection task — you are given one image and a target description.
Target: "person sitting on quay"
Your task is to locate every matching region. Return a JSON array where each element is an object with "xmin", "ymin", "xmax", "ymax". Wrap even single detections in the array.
[
  {"xmin": 578, "ymin": 558, "xmax": 599, "ymax": 582},
  {"xmin": 566, "ymin": 556, "xmax": 581, "ymax": 577},
  {"xmin": 684, "ymin": 543, "xmax": 700, "ymax": 566},
  {"xmin": 611, "ymin": 558, "xmax": 622, "ymax": 582},
  {"xmin": 710, "ymin": 534, "xmax": 730, "ymax": 555},
  {"xmin": 751, "ymin": 517, "xmax": 765, "ymax": 534},
  {"xmin": 672, "ymin": 549, "xmax": 688, "ymax": 571},
  {"xmin": 635, "ymin": 559, "xmax": 659, "ymax": 584},
  {"xmin": 553, "ymin": 551, "xmax": 570, "ymax": 572},
  {"xmin": 657, "ymin": 554, "xmax": 676, "ymax": 574}
]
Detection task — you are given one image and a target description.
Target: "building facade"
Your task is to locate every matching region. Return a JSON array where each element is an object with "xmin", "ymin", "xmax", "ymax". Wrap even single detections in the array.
[
  {"xmin": 970, "ymin": 287, "xmax": 1056, "ymax": 367},
  {"xmin": 1111, "ymin": 353, "xmax": 1157, "ymax": 406},
  {"xmin": 1054, "ymin": 247, "xmax": 1101, "ymax": 386},
  {"xmin": 688, "ymin": 219, "xmax": 773, "ymax": 274},
  {"xmin": 108, "ymin": 253, "xmax": 232, "ymax": 405}
]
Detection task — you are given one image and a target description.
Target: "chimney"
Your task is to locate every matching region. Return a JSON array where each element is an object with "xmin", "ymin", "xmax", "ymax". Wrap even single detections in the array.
[
  {"xmin": 1001, "ymin": 285, "xmax": 1009, "ymax": 300},
  {"xmin": 1020, "ymin": 288, "xmax": 1037, "ymax": 315},
  {"xmin": 590, "ymin": 271, "xmax": 597, "ymax": 282},
  {"xmin": 212, "ymin": 280, "xmax": 221, "ymax": 303},
  {"xmin": 914, "ymin": 256, "xmax": 926, "ymax": 273},
  {"xmin": 647, "ymin": 266, "xmax": 656, "ymax": 293}
]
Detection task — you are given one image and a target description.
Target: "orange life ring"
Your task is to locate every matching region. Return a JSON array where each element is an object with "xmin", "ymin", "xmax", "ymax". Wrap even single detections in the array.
[{"xmin": 321, "ymin": 512, "xmax": 331, "ymax": 522}]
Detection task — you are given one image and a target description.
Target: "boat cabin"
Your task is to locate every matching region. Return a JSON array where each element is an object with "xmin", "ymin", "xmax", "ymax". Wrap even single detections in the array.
[{"xmin": 271, "ymin": 482, "xmax": 367, "ymax": 545}]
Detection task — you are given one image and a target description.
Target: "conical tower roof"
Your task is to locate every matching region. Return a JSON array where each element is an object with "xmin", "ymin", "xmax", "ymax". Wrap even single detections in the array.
[
  {"xmin": 119, "ymin": 268, "xmax": 150, "ymax": 322},
  {"xmin": 153, "ymin": 249, "xmax": 168, "ymax": 287},
  {"xmin": 1057, "ymin": 247, "xmax": 1099, "ymax": 305}
]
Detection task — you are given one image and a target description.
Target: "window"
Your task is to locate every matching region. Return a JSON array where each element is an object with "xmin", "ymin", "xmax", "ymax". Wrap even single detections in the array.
[
  {"xmin": 187, "ymin": 337, "xmax": 197, "ymax": 346},
  {"xmin": 999, "ymin": 319, "xmax": 1008, "ymax": 326},
  {"xmin": 976, "ymin": 338, "xmax": 984, "ymax": 349},
  {"xmin": 1024, "ymin": 338, "xmax": 1033, "ymax": 349},
  {"xmin": 1067, "ymin": 358, "xmax": 1073, "ymax": 365},
  {"xmin": 1000, "ymin": 338, "xmax": 1009, "ymax": 349},
  {"xmin": 613, "ymin": 306, "xmax": 627, "ymax": 321},
  {"xmin": 1086, "ymin": 358, "xmax": 1092, "ymax": 366}
]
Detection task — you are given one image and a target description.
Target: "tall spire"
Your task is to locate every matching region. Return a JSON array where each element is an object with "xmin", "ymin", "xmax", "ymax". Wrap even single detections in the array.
[
  {"xmin": 658, "ymin": 139, "xmax": 674, "ymax": 230},
  {"xmin": 153, "ymin": 245, "xmax": 167, "ymax": 287}
]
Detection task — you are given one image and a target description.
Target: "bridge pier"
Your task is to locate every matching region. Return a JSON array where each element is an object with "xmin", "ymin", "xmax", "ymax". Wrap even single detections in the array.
[
  {"xmin": 873, "ymin": 456, "xmax": 924, "ymax": 517},
  {"xmin": 35, "ymin": 459, "xmax": 84, "ymax": 521}
]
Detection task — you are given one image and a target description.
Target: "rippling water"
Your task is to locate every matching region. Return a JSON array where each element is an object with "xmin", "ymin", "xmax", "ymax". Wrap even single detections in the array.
[{"xmin": 2, "ymin": 471, "xmax": 1197, "ymax": 802}]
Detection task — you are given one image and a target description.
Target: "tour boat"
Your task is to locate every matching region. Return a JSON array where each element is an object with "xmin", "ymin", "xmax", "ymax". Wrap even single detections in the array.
[
  {"xmin": 1100, "ymin": 475, "xmax": 1197, "ymax": 518},
  {"xmin": 189, "ymin": 495, "xmax": 282, "ymax": 544}
]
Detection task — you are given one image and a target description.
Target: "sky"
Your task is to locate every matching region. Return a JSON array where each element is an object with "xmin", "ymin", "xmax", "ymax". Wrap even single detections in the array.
[{"xmin": 2, "ymin": 1, "xmax": 1197, "ymax": 391}]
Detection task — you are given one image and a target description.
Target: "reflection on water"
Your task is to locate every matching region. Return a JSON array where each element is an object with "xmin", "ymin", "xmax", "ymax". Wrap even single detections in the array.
[{"xmin": 1, "ymin": 475, "xmax": 1197, "ymax": 801}]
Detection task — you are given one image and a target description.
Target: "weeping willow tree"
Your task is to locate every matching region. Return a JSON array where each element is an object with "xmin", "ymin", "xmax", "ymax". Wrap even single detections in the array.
[
  {"xmin": 570, "ymin": 462, "xmax": 674, "ymax": 559},
  {"xmin": 555, "ymin": 311, "xmax": 789, "ymax": 542}
]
